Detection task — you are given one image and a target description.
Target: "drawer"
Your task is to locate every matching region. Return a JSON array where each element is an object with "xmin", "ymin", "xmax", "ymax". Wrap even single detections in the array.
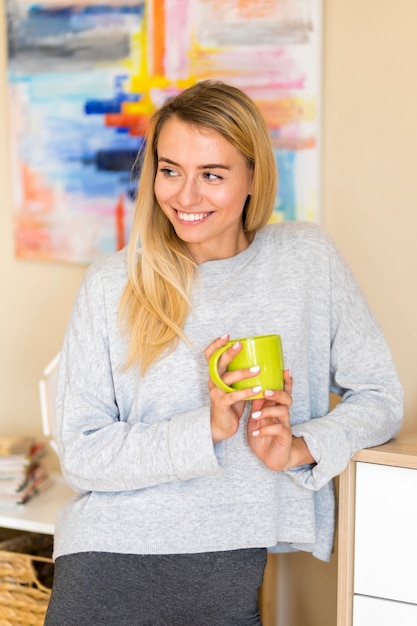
[
  {"xmin": 354, "ymin": 462, "xmax": 417, "ymax": 604},
  {"xmin": 353, "ymin": 594, "xmax": 417, "ymax": 626}
]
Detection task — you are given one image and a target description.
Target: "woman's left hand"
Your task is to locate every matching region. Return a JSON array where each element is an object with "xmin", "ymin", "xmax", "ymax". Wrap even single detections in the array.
[{"xmin": 247, "ymin": 371, "xmax": 315, "ymax": 471}]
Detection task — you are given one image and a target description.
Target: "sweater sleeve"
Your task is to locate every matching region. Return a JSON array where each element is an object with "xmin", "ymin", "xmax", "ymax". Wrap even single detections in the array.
[
  {"xmin": 286, "ymin": 233, "xmax": 403, "ymax": 491},
  {"xmin": 55, "ymin": 262, "xmax": 223, "ymax": 494}
]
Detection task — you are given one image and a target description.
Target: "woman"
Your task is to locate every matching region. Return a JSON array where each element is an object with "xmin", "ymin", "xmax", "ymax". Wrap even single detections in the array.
[{"xmin": 45, "ymin": 81, "xmax": 403, "ymax": 625}]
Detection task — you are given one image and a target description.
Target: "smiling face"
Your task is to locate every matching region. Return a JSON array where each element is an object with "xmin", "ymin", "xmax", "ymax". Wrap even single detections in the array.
[{"xmin": 154, "ymin": 117, "xmax": 254, "ymax": 264}]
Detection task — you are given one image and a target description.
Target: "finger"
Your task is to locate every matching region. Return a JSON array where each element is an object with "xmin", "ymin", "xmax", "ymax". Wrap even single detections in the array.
[
  {"xmin": 209, "ymin": 380, "xmax": 264, "ymax": 407},
  {"xmin": 250, "ymin": 370, "xmax": 293, "ymax": 409},
  {"xmin": 215, "ymin": 340, "xmax": 242, "ymax": 372},
  {"xmin": 248, "ymin": 413, "xmax": 279, "ymax": 432},
  {"xmin": 251, "ymin": 405, "xmax": 291, "ymax": 429},
  {"xmin": 250, "ymin": 421, "xmax": 291, "ymax": 439},
  {"xmin": 250, "ymin": 389, "xmax": 292, "ymax": 432},
  {"xmin": 284, "ymin": 369, "xmax": 293, "ymax": 395},
  {"xmin": 262, "ymin": 386, "xmax": 292, "ymax": 408},
  {"xmin": 222, "ymin": 364, "xmax": 261, "ymax": 387},
  {"xmin": 206, "ymin": 338, "xmax": 243, "ymax": 376},
  {"xmin": 204, "ymin": 334, "xmax": 230, "ymax": 362},
  {"xmin": 251, "ymin": 397, "xmax": 266, "ymax": 413}
]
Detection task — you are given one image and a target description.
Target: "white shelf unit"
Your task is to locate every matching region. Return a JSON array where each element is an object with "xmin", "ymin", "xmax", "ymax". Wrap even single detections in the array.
[{"xmin": 337, "ymin": 430, "xmax": 417, "ymax": 626}]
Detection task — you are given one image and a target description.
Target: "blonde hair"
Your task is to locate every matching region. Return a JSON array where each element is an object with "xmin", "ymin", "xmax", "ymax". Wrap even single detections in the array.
[{"xmin": 119, "ymin": 80, "xmax": 278, "ymax": 373}]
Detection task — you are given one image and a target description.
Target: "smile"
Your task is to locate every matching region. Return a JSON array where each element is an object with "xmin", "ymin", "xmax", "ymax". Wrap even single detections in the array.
[{"xmin": 176, "ymin": 211, "xmax": 211, "ymax": 222}]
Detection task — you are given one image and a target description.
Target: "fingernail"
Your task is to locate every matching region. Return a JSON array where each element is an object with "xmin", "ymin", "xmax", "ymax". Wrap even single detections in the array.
[
  {"xmin": 252, "ymin": 385, "xmax": 262, "ymax": 393},
  {"xmin": 232, "ymin": 342, "xmax": 240, "ymax": 350},
  {"xmin": 251, "ymin": 411, "xmax": 262, "ymax": 420},
  {"xmin": 252, "ymin": 430, "xmax": 260, "ymax": 437},
  {"xmin": 249, "ymin": 366, "xmax": 260, "ymax": 373},
  {"xmin": 265, "ymin": 389, "xmax": 274, "ymax": 397},
  {"xmin": 220, "ymin": 334, "xmax": 229, "ymax": 340}
]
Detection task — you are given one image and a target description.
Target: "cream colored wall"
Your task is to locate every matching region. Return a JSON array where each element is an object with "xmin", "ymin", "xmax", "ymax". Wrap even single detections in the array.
[
  {"xmin": 0, "ymin": 2, "xmax": 416, "ymax": 625},
  {"xmin": 323, "ymin": 1, "xmax": 417, "ymax": 431},
  {"xmin": 279, "ymin": 3, "xmax": 417, "ymax": 625},
  {"xmin": 0, "ymin": 7, "xmax": 86, "ymax": 440}
]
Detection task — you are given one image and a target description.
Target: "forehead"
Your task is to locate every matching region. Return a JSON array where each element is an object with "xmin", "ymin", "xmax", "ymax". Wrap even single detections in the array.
[{"xmin": 156, "ymin": 118, "xmax": 243, "ymax": 163}]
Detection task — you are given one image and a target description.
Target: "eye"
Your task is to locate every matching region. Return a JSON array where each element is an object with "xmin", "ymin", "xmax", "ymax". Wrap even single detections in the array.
[
  {"xmin": 159, "ymin": 167, "xmax": 178, "ymax": 178},
  {"xmin": 202, "ymin": 171, "xmax": 223, "ymax": 182}
]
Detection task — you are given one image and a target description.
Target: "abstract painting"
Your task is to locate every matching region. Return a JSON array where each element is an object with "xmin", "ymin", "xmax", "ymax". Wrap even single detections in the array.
[{"xmin": 6, "ymin": 0, "xmax": 322, "ymax": 264}]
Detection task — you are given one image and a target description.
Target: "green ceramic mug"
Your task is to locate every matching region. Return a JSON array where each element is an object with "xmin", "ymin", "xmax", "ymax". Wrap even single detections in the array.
[{"xmin": 209, "ymin": 334, "xmax": 284, "ymax": 400}]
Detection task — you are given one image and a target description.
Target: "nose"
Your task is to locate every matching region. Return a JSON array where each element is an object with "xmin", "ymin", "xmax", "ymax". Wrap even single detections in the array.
[{"xmin": 176, "ymin": 176, "xmax": 202, "ymax": 209}]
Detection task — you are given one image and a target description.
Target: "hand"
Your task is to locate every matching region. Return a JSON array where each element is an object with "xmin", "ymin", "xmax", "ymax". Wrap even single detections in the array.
[
  {"xmin": 205, "ymin": 335, "xmax": 263, "ymax": 444},
  {"xmin": 247, "ymin": 371, "xmax": 315, "ymax": 471}
]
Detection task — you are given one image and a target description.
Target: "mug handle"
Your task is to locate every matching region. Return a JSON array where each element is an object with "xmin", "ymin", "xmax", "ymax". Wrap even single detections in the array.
[{"xmin": 208, "ymin": 345, "xmax": 235, "ymax": 393}]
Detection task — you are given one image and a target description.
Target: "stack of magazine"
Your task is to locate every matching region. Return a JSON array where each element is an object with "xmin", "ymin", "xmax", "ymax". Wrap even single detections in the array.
[{"xmin": 0, "ymin": 436, "xmax": 51, "ymax": 507}]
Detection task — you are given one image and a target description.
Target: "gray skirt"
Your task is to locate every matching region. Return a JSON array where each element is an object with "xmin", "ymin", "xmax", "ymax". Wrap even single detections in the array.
[{"xmin": 44, "ymin": 548, "xmax": 267, "ymax": 625}]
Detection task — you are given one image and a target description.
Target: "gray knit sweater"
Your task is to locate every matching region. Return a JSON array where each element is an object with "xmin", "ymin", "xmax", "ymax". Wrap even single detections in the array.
[{"xmin": 53, "ymin": 222, "xmax": 403, "ymax": 562}]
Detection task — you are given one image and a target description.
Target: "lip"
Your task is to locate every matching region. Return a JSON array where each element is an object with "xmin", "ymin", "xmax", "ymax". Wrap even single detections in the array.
[{"xmin": 175, "ymin": 210, "xmax": 212, "ymax": 224}]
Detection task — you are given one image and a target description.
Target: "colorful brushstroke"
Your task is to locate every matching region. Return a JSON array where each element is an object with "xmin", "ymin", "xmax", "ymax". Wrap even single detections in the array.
[{"xmin": 6, "ymin": 0, "xmax": 321, "ymax": 264}]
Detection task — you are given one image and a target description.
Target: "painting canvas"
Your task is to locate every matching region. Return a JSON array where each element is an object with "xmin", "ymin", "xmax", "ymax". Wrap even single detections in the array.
[{"xmin": 5, "ymin": 0, "xmax": 322, "ymax": 264}]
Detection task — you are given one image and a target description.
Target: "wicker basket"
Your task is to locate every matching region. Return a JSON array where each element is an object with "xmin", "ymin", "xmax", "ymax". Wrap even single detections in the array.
[{"xmin": 0, "ymin": 534, "xmax": 54, "ymax": 626}]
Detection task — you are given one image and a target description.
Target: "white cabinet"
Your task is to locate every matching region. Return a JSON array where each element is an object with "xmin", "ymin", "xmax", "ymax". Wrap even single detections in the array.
[
  {"xmin": 0, "ymin": 473, "xmax": 73, "ymax": 534},
  {"xmin": 337, "ymin": 431, "xmax": 417, "ymax": 626},
  {"xmin": 353, "ymin": 595, "xmax": 417, "ymax": 626},
  {"xmin": 354, "ymin": 462, "xmax": 417, "ymax": 606}
]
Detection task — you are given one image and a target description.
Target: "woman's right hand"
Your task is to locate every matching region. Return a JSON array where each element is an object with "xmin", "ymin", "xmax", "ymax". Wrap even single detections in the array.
[{"xmin": 205, "ymin": 335, "xmax": 262, "ymax": 444}]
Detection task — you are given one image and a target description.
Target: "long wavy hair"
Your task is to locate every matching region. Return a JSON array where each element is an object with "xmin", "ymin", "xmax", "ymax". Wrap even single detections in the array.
[{"xmin": 119, "ymin": 80, "xmax": 278, "ymax": 373}]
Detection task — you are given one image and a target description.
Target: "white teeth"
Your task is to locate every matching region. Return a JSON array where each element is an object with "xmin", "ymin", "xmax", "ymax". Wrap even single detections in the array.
[{"xmin": 177, "ymin": 212, "xmax": 209, "ymax": 222}]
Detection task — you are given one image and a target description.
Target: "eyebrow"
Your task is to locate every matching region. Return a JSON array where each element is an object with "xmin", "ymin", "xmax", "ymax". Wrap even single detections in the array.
[{"xmin": 158, "ymin": 156, "xmax": 231, "ymax": 170}]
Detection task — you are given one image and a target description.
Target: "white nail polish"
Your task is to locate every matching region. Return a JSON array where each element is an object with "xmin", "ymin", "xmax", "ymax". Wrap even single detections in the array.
[
  {"xmin": 249, "ymin": 366, "xmax": 260, "ymax": 373},
  {"xmin": 252, "ymin": 385, "xmax": 262, "ymax": 393},
  {"xmin": 252, "ymin": 430, "xmax": 260, "ymax": 437},
  {"xmin": 252, "ymin": 411, "xmax": 262, "ymax": 419},
  {"xmin": 265, "ymin": 389, "xmax": 274, "ymax": 397}
]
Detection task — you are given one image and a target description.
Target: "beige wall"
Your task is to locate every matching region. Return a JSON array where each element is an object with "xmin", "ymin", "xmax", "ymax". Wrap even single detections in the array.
[
  {"xmin": 0, "ymin": 12, "xmax": 86, "ymax": 438},
  {"xmin": 279, "ymin": 3, "xmax": 417, "ymax": 625},
  {"xmin": 0, "ymin": 2, "xmax": 416, "ymax": 625}
]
